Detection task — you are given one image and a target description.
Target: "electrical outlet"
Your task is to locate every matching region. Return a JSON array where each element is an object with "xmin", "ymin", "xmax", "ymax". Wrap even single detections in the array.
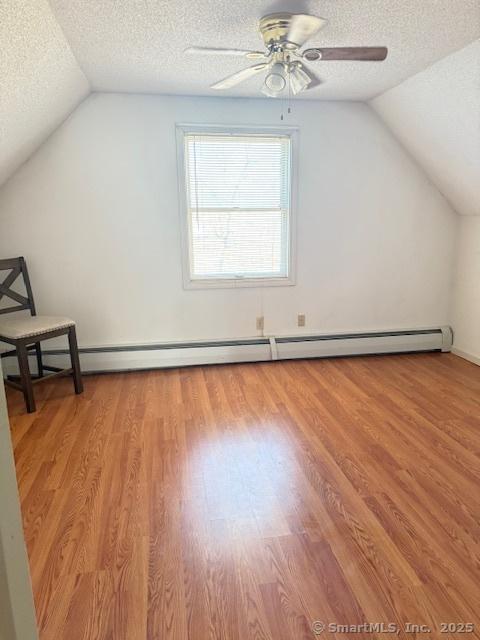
[
  {"xmin": 256, "ymin": 316, "xmax": 264, "ymax": 331},
  {"xmin": 298, "ymin": 314, "xmax": 306, "ymax": 327}
]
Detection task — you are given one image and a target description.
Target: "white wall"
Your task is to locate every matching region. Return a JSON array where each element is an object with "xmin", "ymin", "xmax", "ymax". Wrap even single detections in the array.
[
  {"xmin": 371, "ymin": 40, "xmax": 480, "ymax": 365},
  {"xmin": 372, "ymin": 40, "xmax": 480, "ymax": 218},
  {"xmin": 0, "ymin": 93, "xmax": 457, "ymax": 348},
  {"xmin": 451, "ymin": 217, "xmax": 480, "ymax": 363}
]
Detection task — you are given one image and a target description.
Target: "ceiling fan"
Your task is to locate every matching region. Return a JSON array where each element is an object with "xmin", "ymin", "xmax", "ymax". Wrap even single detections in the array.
[{"xmin": 185, "ymin": 13, "xmax": 388, "ymax": 97}]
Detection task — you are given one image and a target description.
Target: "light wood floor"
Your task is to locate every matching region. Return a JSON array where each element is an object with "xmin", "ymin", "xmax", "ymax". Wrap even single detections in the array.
[{"xmin": 7, "ymin": 353, "xmax": 480, "ymax": 640}]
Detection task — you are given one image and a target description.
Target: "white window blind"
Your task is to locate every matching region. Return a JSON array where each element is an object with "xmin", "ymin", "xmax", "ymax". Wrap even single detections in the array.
[{"xmin": 183, "ymin": 132, "xmax": 292, "ymax": 282}]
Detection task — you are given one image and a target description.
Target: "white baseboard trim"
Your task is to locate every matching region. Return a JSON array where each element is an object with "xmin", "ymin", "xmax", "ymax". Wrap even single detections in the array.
[
  {"xmin": 1, "ymin": 327, "xmax": 452, "ymax": 376},
  {"xmin": 451, "ymin": 347, "xmax": 480, "ymax": 367}
]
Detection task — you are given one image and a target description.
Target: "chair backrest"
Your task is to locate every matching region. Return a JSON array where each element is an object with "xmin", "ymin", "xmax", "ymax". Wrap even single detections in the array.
[{"xmin": 0, "ymin": 257, "xmax": 36, "ymax": 316}]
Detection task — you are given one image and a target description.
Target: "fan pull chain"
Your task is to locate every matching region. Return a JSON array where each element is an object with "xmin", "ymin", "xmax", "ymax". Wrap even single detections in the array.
[
  {"xmin": 288, "ymin": 70, "xmax": 292, "ymax": 115},
  {"xmin": 280, "ymin": 68, "xmax": 292, "ymax": 121},
  {"xmin": 288, "ymin": 56, "xmax": 292, "ymax": 116}
]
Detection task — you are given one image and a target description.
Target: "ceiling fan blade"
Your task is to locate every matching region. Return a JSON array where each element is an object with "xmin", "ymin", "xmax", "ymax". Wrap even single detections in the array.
[
  {"xmin": 286, "ymin": 14, "xmax": 327, "ymax": 47},
  {"xmin": 210, "ymin": 63, "xmax": 269, "ymax": 90},
  {"xmin": 185, "ymin": 47, "xmax": 265, "ymax": 59},
  {"xmin": 304, "ymin": 46, "xmax": 388, "ymax": 61}
]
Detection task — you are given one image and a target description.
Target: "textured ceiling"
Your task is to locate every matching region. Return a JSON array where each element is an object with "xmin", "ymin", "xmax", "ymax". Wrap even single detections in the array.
[
  {"xmin": 372, "ymin": 40, "xmax": 480, "ymax": 217},
  {"xmin": 0, "ymin": 0, "xmax": 89, "ymax": 186},
  {"xmin": 48, "ymin": 0, "xmax": 480, "ymax": 100},
  {"xmin": 1, "ymin": 0, "xmax": 479, "ymax": 206}
]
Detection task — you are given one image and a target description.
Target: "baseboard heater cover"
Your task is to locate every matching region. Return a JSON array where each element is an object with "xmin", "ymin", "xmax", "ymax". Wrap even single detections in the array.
[
  {"xmin": 274, "ymin": 327, "xmax": 451, "ymax": 360},
  {"xmin": 2, "ymin": 327, "xmax": 452, "ymax": 375}
]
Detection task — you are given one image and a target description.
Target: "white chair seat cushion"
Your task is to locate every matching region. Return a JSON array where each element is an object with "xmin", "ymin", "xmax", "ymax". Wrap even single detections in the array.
[{"xmin": 0, "ymin": 315, "xmax": 75, "ymax": 339}]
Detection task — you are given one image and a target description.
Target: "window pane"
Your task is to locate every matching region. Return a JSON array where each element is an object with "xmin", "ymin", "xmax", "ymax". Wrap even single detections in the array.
[
  {"xmin": 184, "ymin": 132, "xmax": 292, "ymax": 281},
  {"xmin": 191, "ymin": 210, "xmax": 287, "ymax": 278}
]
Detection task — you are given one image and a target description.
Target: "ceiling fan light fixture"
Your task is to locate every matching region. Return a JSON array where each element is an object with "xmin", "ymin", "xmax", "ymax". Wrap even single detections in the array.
[
  {"xmin": 261, "ymin": 83, "xmax": 283, "ymax": 98},
  {"xmin": 262, "ymin": 62, "xmax": 287, "ymax": 97},
  {"xmin": 289, "ymin": 64, "xmax": 311, "ymax": 95}
]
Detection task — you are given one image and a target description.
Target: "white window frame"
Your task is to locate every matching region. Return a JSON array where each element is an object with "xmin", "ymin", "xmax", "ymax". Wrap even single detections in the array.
[{"xmin": 176, "ymin": 123, "xmax": 298, "ymax": 290}]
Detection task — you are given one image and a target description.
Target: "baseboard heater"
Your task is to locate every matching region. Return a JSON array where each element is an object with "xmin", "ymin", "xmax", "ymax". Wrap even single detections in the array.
[{"xmin": 1, "ymin": 326, "xmax": 452, "ymax": 375}]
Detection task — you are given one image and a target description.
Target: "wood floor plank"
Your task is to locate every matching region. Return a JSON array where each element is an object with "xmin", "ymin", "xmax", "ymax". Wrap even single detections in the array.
[{"xmin": 7, "ymin": 352, "xmax": 480, "ymax": 639}]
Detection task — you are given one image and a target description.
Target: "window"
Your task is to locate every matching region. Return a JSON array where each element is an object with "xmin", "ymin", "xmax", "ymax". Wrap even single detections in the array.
[{"xmin": 177, "ymin": 125, "xmax": 296, "ymax": 288}]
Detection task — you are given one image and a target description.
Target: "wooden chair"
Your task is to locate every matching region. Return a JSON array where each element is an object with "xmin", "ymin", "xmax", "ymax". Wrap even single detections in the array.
[{"xmin": 0, "ymin": 257, "xmax": 83, "ymax": 413}]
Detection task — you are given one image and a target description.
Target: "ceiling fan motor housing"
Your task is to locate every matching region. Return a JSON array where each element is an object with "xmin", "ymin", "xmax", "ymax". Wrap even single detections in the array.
[{"xmin": 259, "ymin": 13, "xmax": 298, "ymax": 49}]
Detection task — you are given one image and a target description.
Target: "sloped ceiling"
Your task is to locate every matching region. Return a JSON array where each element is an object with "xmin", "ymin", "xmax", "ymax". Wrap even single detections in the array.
[
  {"xmin": 48, "ymin": 0, "xmax": 480, "ymax": 100},
  {"xmin": 372, "ymin": 40, "xmax": 480, "ymax": 217},
  {"xmin": 0, "ymin": 0, "xmax": 89, "ymax": 186},
  {"xmin": 0, "ymin": 0, "xmax": 479, "ymax": 216}
]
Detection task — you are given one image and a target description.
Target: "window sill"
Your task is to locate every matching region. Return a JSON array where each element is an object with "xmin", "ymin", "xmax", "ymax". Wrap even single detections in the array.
[{"xmin": 183, "ymin": 276, "xmax": 296, "ymax": 290}]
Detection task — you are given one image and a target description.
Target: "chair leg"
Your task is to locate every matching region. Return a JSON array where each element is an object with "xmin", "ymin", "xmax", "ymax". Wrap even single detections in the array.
[
  {"xmin": 68, "ymin": 326, "xmax": 83, "ymax": 395},
  {"xmin": 17, "ymin": 343, "xmax": 35, "ymax": 413},
  {"xmin": 35, "ymin": 342, "xmax": 44, "ymax": 377}
]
